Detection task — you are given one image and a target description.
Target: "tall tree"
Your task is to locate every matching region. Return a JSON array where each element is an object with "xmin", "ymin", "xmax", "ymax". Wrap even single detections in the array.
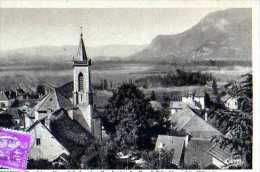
[
  {"xmin": 209, "ymin": 73, "xmax": 252, "ymax": 168},
  {"xmin": 101, "ymin": 84, "xmax": 167, "ymax": 153}
]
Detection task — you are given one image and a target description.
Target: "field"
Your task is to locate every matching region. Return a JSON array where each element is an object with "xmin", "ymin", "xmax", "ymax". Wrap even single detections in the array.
[{"xmin": 0, "ymin": 61, "xmax": 252, "ymax": 92}]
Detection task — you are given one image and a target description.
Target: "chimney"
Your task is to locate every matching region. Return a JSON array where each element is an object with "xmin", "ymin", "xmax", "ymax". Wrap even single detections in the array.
[
  {"xmin": 185, "ymin": 134, "xmax": 189, "ymax": 147},
  {"xmin": 204, "ymin": 111, "xmax": 208, "ymax": 121}
]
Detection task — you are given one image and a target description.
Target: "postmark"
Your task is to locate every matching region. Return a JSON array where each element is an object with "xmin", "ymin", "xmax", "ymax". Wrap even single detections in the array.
[{"xmin": 0, "ymin": 128, "xmax": 32, "ymax": 171}]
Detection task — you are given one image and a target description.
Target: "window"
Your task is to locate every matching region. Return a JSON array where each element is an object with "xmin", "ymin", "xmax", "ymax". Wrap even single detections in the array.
[
  {"xmin": 78, "ymin": 72, "xmax": 84, "ymax": 91},
  {"xmin": 36, "ymin": 138, "xmax": 41, "ymax": 145}
]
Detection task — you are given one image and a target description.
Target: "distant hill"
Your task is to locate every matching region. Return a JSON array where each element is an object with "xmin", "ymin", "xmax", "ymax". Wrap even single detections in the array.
[
  {"xmin": 0, "ymin": 44, "xmax": 146, "ymax": 65},
  {"xmin": 129, "ymin": 8, "xmax": 252, "ymax": 62},
  {"xmin": 0, "ymin": 8, "xmax": 251, "ymax": 65}
]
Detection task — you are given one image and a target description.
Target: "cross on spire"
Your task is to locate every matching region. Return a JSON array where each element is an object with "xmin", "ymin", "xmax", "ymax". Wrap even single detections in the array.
[
  {"xmin": 75, "ymin": 26, "xmax": 88, "ymax": 61},
  {"xmin": 80, "ymin": 26, "xmax": 83, "ymax": 38}
]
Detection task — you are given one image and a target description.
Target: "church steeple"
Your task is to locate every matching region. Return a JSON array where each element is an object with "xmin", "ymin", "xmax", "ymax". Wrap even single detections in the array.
[
  {"xmin": 72, "ymin": 27, "xmax": 101, "ymax": 140},
  {"xmin": 77, "ymin": 27, "xmax": 88, "ymax": 61}
]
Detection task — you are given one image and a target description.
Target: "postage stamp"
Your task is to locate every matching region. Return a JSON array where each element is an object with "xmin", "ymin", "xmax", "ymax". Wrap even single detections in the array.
[{"xmin": 0, "ymin": 128, "xmax": 32, "ymax": 171}]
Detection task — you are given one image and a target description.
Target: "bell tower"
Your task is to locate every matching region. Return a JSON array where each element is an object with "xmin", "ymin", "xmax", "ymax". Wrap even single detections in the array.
[{"xmin": 73, "ymin": 28, "xmax": 93, "ymax": 131}]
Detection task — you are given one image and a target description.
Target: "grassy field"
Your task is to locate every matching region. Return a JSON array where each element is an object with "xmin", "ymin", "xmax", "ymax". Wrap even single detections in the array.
[{"xmin": 0, "ymin": 61, "xmax": 251, "ymax": 92}]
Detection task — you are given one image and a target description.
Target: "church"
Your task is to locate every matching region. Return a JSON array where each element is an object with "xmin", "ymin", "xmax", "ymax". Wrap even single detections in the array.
[{"xmin": 26, "ymin": 29, "xmax": 102, "ymax": 164}]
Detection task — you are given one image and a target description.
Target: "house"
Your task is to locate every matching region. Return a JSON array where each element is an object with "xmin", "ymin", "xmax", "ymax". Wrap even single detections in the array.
[
  {"xmin": 155, "ymin": 135, "xmax": 187, "ymax": 167},
  {"xmin": 169, "ymin": 106, "xmax": 222, "ymax": 140},
  {"xmin": 207, "ymin": 143, "xmax": 243, "ymax": 169},
  {"xmin": 27, "ymin": 119, "xmax": 70, "ymax": 164},
  {"xmin": 0, "ymin": 91, "xmax": 10, "ymax": 111},
  {"xmin": 181, "ymin": 89, "xmax": 205, "ymax": 110},
  {"xmin": 220, "ymin": 94, "xmax": 238, "ymax": 110}
]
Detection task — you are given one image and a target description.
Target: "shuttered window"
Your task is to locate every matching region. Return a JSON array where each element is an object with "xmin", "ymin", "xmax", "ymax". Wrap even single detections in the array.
[{"xmin": 78, "ymin": 73, "xmax": 84, "ymax": 91}]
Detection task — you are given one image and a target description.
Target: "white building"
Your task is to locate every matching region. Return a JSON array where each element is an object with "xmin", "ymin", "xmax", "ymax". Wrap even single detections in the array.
[
  {"xmin": 181, "ymin": 90, "xmax": 205, "ymax": 110},
  {"xmin": 221, "ymin": 94, "xmax": 238, "ymax": 110}
]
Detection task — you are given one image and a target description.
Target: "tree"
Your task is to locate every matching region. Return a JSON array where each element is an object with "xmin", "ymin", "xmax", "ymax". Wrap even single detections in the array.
[
  {"xmin": 150, "ymin": 91, "xmax": 156, "ymax": 101},
  {"xmin": 36, "ymin": 85, "xmax": 45, "ymax": 96},
  {"xmin": 101, "ymin": 83, "xmax": 167, "ymax": 153},
  {"xmin": 27, "ymin": 159, "xmax": 53, "ymax": 169},
  {"xmin": 209, "ymin": 73, "xmax": 252, "ymax": 168},
  {"xmin": 0, "ymin": 113, "xmax": 14, "ymax": 128},
  {"xmin": 141, "ymin": 149, "xmax": 178, "ymax": 169},
  {"xmin": 212, "ymin": 79, "xmax": 218, "ymax": 95},
  {"xmin": 161, "ymin": 93, "xmax": 170, "ymax": 108},
  {"xmin": 103, "ymin": 79, "xmax": 108, "ymax": 90},
  {"xmin": 80, "ymin": 140, "xmax": 122, "ymax": 169}
]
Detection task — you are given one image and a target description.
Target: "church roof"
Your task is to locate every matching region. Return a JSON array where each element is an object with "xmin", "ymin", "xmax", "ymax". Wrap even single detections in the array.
[
  {"xmin": 50, "ymin": 109, "xmax": 94, "ymax": 153},
  {"xmin": 34, "ymin": 87, "xmax": 74, "ymax": 113}
]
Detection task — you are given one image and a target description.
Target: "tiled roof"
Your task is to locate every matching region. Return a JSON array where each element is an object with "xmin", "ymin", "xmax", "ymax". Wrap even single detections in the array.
[
  {"xmin": 50, "ymin": 109, "xmax": 94, "ymax": 153},
  {"xmin": 55, "ymin": 88, "xmax": 74, "ymax": 110},
  {"xmin": 169, "ymin": 107, "xmax": 222, "ymax": 139},
  {"xmin": 207, "ymin": 143, "xmax": 238, "ymax": 165},
  {"xmin": 155, "ymin": 135, "xmax": 185, "ymax": 166},
  {"xmin": 34, "ymin": 88, "xmax": 74, "ymax": 113},
  {"xmin": 184, "ymin": 138, "xmax": 214, "ymax": 168}
]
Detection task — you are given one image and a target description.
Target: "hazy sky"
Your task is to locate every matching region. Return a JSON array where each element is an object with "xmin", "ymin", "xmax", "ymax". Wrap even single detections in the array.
[{"xmin": 0, "ymin": 8, "xmax": 221, "ymax": 50}]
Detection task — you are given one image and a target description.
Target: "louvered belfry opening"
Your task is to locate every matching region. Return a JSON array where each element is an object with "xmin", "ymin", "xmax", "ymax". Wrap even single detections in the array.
[{"xmin": 78, "ymin": 72, "xmax": 84, "ymax": 91}]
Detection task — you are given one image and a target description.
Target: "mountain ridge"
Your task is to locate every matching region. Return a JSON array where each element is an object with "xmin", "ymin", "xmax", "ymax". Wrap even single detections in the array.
[{"xmin": 129, "ymin": 8, "xmax": 251, "ymax": 62}]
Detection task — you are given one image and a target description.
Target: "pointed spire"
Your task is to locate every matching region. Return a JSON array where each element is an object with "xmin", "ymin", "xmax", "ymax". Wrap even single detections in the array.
[{"xmin": 77, "ymin": 26, "xmax": 88, "ymax": 61}]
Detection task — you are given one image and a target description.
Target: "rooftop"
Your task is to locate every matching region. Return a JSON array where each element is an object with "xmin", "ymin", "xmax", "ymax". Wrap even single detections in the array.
[
  {"xmin": 170, "ymin": 101, "xmax": 187, "ymax": 109},
  {"xmin": 169, "ymin": 107, "xmax": 222, "ymax": 139},
  {"xmin": 156, "ymin": 135, "xmax": 186, "ymax": 166},
  {"xmin": 184, "ymin": 138, "xmax": 214, "ymax": 169},
  {"xmin": 207, "ymin": 143, "xmax": 239, "ymax": 166}
]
